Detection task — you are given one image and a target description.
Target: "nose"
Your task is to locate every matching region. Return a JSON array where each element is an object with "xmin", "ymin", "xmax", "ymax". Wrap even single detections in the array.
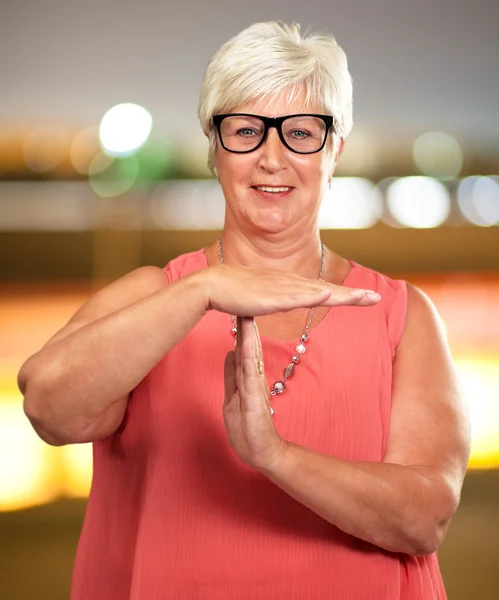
[{"xmin": 257, "ymin": 127, "xmax": 288, "ymax": 173}]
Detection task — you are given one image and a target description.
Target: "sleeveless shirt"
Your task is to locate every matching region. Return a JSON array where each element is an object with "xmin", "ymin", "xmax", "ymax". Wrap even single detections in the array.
[{"xmin": 71, "ymin": 248, "xmax": 447, "ymax": 599}]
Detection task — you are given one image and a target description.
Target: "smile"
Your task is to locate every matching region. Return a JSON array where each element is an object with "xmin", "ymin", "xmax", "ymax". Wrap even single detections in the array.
[{"xmin": 253, "ymin": 186, "xmax": 293, "ymax": 193}]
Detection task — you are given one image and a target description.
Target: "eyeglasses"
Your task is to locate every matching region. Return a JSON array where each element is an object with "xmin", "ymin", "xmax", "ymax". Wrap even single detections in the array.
[{"xmin": 212, "ymin": 113, "xmax": 335, "ymax": 154}]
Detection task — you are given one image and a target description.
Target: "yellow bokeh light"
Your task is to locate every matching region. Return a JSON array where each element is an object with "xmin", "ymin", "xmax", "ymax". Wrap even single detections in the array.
[
  {"xmin": 69, "ymin": 126, "xmax": 100, "ymax": 175},
  {"xmin": 0, "ymin": 394, "xmax": 63, "ymax": 511},
  {"xmin": 456, "ymin": 356, "xmax": 499, "ymax": 469},
  {"xmin": 23, "ymin": 125, "xmax": 70, "ymax": 173},
  {"xmin": 60, "ymin": 443, "xmax": 93, "ymax": 498}
]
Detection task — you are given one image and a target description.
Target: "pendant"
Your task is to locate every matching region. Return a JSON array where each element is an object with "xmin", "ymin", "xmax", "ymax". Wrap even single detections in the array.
[{"xmin": 271, "ymin": 381, "xmax": 286, "ymax": 395}]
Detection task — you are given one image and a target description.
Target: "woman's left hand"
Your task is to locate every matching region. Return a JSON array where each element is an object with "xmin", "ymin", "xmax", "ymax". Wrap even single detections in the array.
[{"xmin": 223, "ymin": 316, "xmax": 287, "ymax": 472}]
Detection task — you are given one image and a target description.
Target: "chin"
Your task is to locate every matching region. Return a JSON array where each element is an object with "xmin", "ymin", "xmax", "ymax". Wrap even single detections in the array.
[{"xmin": 250, "ymin": 214, "xmax": 294, "ymax": 235}]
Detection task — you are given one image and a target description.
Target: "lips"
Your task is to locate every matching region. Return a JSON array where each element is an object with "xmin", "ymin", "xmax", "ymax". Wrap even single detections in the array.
[
  {"xmin": 251, "ymin": 185, "xmax": 295, "ymax": 200},
  {"xmin": 253, "ymin": 186, "xmax": 293, "ymax": 193},
  {"xmin": 251, "ymin": 185, "xmax": 294, "ymax": 200}
]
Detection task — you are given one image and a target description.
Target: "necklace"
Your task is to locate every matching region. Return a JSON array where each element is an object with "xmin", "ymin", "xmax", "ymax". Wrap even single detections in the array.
[{"xmin": 218, "ymin": 238, "xmax": 325, "ymax": 414}]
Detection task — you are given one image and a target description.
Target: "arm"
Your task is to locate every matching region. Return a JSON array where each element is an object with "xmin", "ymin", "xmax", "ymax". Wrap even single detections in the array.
[
  {"xmin": 19, "ymin": 266, "xmax": 208, "ymax": 446},
  {"xmin": 19, "ymin": 261, "xmax": 357, "ymax": 447},
  {"xmin": 261, "ymin": 284, "xmax": 471, "ymax": 555}
]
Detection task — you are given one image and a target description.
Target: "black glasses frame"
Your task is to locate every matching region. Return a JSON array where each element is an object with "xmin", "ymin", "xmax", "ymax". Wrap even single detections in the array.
[{"xmin": 212, "ymin": 113, "xmax": 335, "ymax": 155}]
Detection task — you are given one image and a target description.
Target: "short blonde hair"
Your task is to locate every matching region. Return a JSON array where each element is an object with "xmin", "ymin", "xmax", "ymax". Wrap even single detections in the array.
[{"xmin": 198, "ymin": 21, "xmax": 353, "ymax": 173}]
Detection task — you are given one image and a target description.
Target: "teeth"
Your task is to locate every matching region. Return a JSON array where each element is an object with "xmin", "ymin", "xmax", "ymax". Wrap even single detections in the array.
[{"xmin": 255, "ymin": 186, "xmax": 291, "ymax": 193}]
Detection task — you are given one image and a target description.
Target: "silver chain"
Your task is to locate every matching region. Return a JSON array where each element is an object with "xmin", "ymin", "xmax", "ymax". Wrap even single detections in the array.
[{"xmin": 218, "ymin": 239, "xmax": 325, "ymax": 413}]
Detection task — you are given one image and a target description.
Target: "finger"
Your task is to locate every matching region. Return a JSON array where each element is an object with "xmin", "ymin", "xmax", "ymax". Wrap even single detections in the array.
[
  {"xmin": 280, "ymin": 285, "xmax": 332, "ymax": 309},
  {"xmin": 240, "ymin": 318, "xmax": 271, "ymax": 409},
  {"xmin": 223, "ymin": 350, "xmax": 238, "ymax": 406},
  {"xmin": 253, "ymin": 319, "xmax": 263, "ymax": 359},
  {"xmin": 240, "ymin": 317, "xmax": 262, "ymax": 382},
  {"xmin": 235, "ymin": 316, "xmax": 243, "ymax": 372},
  {"xmin": 253, "ymin": 321, "xmax": 265, "ymax": 380},
  {"xmin": 320, "ymin": 285, "xmax": 382, "ymax": 307}
]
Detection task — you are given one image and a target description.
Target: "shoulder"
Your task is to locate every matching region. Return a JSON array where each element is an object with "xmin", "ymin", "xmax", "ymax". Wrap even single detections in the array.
[
  {"xmin": 402, "ymin": 283, "xmax": 446, "ymax": 343},
  {"xmin": 347, "ymin": 262, "xmax": 408, "ymax": 355},
  {"xmin": 42, "ymin": 265, "xmax": 169, "ymax": 347},
  {"xmin": 348, "ymin": 261, "xmax": 406, "ymax": 298},
  {"xmin": 348, "ymin": 261, "xmax": 407, "ymax": 321},
  {"xmin": 75, "ymin": 265, "xmax": 169, "ymax": 316}
]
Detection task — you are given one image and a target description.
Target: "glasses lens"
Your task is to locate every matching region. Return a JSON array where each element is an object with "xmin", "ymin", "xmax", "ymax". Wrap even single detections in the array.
[
  {"xmin": 282, "ymin": 116, "xmax": 327, "ymax": 152},
  {"xmin": 220, "ymin": 116, "xmax": 265, "ymax": 151}
]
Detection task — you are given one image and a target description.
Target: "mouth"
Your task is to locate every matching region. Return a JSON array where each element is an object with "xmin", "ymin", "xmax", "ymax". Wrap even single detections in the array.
[{"xmin": 251, "ymin": 185, "xmax": 294, "ymax": 199}]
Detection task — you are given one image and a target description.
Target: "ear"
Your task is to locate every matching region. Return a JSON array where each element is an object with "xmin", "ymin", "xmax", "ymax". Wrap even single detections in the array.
[
  {"xmin": 328, "ymin": 138, "xmax": 345, "ymax": 182},
  {"xmin": 337, "ymin": 138, "xmax": 346, "ymax": 159}
]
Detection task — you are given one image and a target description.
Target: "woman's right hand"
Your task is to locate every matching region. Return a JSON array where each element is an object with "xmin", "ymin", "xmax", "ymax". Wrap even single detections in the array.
[{"xmin": 199, "ymin": 264, "xmax": 380, "ymax": 317}]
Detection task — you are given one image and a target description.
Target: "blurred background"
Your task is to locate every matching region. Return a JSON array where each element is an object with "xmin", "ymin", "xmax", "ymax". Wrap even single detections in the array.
[{"xmin": 1, "ymin": 0, "xmax": 498, "ymax": 598}]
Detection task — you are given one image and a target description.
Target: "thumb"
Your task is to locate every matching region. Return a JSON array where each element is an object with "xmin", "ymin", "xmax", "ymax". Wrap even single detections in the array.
[{"xmin": 223, "ymin": 350, "xmax": 237, "ymax": 406}]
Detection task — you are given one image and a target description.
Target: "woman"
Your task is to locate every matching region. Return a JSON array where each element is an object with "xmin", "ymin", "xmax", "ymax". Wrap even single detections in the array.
[{"xmin": 19, "ymin": 21, "xmax": 469, "ymax": 599}]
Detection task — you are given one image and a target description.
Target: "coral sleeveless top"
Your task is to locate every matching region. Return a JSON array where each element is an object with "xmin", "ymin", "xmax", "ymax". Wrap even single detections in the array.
[{"xmin": 71, "ymin": 249, "xmax": 447, "ymax": 599}]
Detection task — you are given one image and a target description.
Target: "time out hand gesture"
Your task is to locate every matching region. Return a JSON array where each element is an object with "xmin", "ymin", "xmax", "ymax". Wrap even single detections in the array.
[
  {"xmin": 222, "ymin": 316, "xmax": 287, "ymax": 472},
  {"xmin": 204, "ymin": 265, "xmax": 380, "ymax": 318}
]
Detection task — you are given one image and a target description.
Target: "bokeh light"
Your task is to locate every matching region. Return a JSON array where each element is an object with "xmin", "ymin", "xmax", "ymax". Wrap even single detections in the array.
[
  {"xmin": 60, "ymin": 444, "xmax": 93, "ymax": 498},
  {"xmin": 456, "ymin": 357, "xmax": 499, "ymax": 469},
  {"xmin": 149, "ymin": 180, "xmax": 224, "ymax": 229},
  {"xmin": 457, "ymin": 176, "xmax": 499, "ymax": 226},
  {"xmin": 88, "ymin": 153, "xmax": 139, "ymax": 198},
  {"xmin": 336, "ymin": 129, "xmax": 379, "ymax": 177},
  {"xmin": 319, "ymin": 177, "xmax": 383, "ymax": 229},
  {"xmin": 23, "ymin": 126, "xmax": 70, "ymax": 173},
  {"xmin": 413, "ymin": 132, "xmax": 463, "ymax": 181},
  {"xmin": 0, "ymin": 397, "xmax": 61, "ymax": 511},
  {"xmin": 99, "ymin": 103, "xmax": 153, "ymax": 157},
  {"xmin": 135, "ymin": 136, "xmax": 173, "ymax": 183},
  {"xmin": 386, "ymin": 176, "xmax": 451, "ymax": 228},
  {"xmin": 69, "ymin": 126, "xmax": 100, "ymax": 175}
]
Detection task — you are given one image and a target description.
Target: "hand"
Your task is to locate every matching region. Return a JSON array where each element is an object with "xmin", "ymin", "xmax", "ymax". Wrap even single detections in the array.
[
  {"xmin": 222, "ymin": 316, "xmax": 287, "ymax": 472},
  {"xmin": 202, "ymin": 264, "xmax": 380, "ymax": 317}
]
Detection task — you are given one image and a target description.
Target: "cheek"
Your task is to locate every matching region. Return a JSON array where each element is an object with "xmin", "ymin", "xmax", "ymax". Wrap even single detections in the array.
[
  {"xmin": 218, "ymin": 153, "xmax": 255, "ymax": 184},
  {"xmin": 293, "ymin": 156, "xmax": 329, "ymax": 185}
]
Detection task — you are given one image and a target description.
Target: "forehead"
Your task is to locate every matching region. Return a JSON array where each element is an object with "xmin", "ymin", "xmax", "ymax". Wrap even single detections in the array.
[{"xmin": 234, "ymin": 85, "xmax": 323, "ymax": 117}]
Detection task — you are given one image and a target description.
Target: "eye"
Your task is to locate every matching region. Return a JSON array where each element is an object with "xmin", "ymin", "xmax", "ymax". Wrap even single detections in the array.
[
  {"xmin": 290, "ymin": 129, "xmax": 311, "ymax": 139},
  {"xmin": 236, "ymin": 128, "xmax": 258, "ymax": 137}
]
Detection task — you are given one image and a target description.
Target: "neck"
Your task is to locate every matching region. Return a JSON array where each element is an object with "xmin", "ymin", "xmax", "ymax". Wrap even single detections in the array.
[{"xmin": 216, "ymin": 229, "xmax": 325, "ymax": 278}]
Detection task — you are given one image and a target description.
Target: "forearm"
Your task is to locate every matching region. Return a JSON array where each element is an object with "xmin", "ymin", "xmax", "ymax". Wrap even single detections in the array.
[
  {"xmin": 263, "ymin": 442, "xmax": 456, "ymax": 555},
  {"xmin": 21, "ymin": 272, "xmax": 208, "ymax": 442}
]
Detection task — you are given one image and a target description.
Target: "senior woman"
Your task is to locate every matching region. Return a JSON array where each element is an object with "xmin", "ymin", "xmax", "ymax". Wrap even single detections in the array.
[{"xmin": 19, "ymin": 21, "xmax": 469, "ymax": 600}]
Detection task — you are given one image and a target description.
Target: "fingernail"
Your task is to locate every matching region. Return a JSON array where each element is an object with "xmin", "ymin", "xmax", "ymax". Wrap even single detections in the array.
[{"xmin": 366, "ymin": 291, "xmax": 381, "ymax": 300}]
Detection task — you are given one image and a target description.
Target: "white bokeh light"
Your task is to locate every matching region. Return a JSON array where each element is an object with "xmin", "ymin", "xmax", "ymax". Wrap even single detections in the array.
[
  {"xmin": 99, "ymin": 103, "xmax": 153, "ymax": 157},
  {"xmin": 457, "ymin": 176, "xmax": 499, "ymax": 226},
  {"xmin": 149, "ymin": 180, "xmax": 225, "ymax": 229},
  {"xmin": 319, "ymin": 178, "xmax": 382, "ymax": 229},
  {"xmin": 413, "ymin": 132, "xmax": 463, "ymax": 181},
  {"xmin": 386, "ymin": 177, "xmax": 451, "ymax": 228}
]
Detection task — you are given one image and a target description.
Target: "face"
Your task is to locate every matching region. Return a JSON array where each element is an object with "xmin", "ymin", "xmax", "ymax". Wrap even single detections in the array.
[{"xmin": 214, "ymin": 86, "xmax": 342, "ymax": 237}]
